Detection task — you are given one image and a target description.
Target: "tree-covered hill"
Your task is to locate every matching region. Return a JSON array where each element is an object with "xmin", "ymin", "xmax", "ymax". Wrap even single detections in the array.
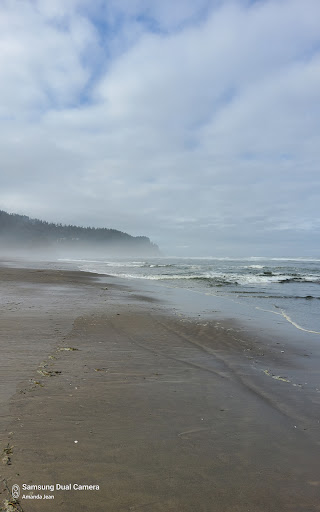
[{"xmin": 0, "ymin": 210, "xmax": 160, "ymax": 256}]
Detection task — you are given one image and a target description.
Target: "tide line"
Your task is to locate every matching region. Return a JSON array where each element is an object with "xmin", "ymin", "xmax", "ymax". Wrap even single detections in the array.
[
  {"xmin": 280, "ymin": 309, "xmax": 320, "ymax": 335},
  {"xmin": 255, "ymin": 306, "xmax": 320, "ymax": 335}
]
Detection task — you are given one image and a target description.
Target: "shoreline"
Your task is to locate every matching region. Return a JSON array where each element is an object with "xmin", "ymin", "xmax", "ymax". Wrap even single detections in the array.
[{"xmin": 1, "ymin": 264, "xmax": 319, "ymax": 511}]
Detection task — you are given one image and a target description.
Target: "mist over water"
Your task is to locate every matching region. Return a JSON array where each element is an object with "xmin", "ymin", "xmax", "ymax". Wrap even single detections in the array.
[
  {"xmin": 59, "ymin": 256, "xmax": 320, "ymax": 335},
  {"xmin": 0, "ymin": 242, "xmax": 158, "ymax": 261}
]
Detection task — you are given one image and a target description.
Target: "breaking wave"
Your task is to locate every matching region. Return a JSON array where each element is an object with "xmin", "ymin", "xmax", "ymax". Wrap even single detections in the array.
[{"xmin": 65, "ymin": 256, "xmax": 320, "ymax": 334}]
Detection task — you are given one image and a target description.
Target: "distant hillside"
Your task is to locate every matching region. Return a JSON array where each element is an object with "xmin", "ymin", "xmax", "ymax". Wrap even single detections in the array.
[{"xmin": 0, "ymin": 210, "xmax": 160, "ymax": 256}]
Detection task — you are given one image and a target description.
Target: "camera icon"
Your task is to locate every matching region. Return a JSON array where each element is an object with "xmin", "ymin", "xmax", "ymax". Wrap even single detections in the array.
[{"xmin": 12, "ymin": 484, "xmax": 20, "ymax": 499}]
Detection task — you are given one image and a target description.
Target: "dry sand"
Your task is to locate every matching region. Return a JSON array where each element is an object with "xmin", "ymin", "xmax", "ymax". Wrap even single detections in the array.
[{"xmin": 0, "ymin": 265, "xmax": 319, "ymax": 511}]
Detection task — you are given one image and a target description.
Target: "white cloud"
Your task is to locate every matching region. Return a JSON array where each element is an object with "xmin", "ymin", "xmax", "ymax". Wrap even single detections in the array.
[
  {"xmin": 0, "ymin": 0, "xmax": 97, "ymax": 116},
  {"xmin": 0, "ymin": 0, "xmax": 319, "ymax": 255}
]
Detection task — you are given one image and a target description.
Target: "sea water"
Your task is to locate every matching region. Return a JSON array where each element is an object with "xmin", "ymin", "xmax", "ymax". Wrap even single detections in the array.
[{"xmin": 59, "ymin": 257, "xmax": 320, "ymax": 336}]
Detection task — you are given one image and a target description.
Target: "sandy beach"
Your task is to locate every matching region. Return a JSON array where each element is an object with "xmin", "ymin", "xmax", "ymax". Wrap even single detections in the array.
[{"xmin": 0, "ymin": 265, "xmax": 319, "ymax": 512}]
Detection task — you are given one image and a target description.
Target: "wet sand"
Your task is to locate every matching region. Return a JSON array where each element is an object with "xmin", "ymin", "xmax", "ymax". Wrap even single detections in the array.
[{"xmin": 0, "ymin": 266, "xmax": 319, "ymax": 511}]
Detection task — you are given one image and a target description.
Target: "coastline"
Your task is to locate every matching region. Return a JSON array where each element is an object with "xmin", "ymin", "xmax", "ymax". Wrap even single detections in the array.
[{"xmin": 0, "ymin": 264, "xmax": 319, "ymax": 511}]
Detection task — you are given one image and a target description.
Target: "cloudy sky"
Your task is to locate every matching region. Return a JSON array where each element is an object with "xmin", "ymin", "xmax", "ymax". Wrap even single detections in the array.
[{"xmin": 0, "ymin": 0, "xmax": 319, "ymax": 256}]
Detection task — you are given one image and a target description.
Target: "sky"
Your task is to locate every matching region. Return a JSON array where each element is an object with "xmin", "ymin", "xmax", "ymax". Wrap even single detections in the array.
[{"xmin": 0, "ymin": 0, "xmax": 319, "ymax": 257}]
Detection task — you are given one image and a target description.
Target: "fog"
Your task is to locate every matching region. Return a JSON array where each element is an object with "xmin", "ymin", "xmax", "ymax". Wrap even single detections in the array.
[{"xmin": 0, "ymin": 241, "xmax": 159, "ymax": 262}]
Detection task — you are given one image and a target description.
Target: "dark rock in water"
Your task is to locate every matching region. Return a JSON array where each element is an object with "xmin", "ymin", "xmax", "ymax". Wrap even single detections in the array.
[{"xmin": 280, "ymin": 277, "xmax": 305, "ymax": 283}]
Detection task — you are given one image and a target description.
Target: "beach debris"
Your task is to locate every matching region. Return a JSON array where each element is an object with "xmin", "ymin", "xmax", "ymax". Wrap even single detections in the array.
[
  {"xmin": 2, "ymin": 445, "xmax": 13, "ymax": 465},
  {"xmin": 37, "ymin": 369, "xmax": 51, "ymax": 377},
  {"xmin": 74, "ymin": 440, "xmax": 78, "ymax": 444},
  {"xmin": 37, "ymin": 369, "xmax": 61, "ymax": 377},
  {"xmin": 32, "ymin": 380, "xmax": 44, "ymax": 387},
  {"xmin": 2, "ymin": 498, "xmax": 22, "ymax": 512},
  {"xmin": 1, "ymin": 480, "xmax": 22, "ymax": 511},
  {"xmin": 3, "ymin": 445, "xmax": 13, "ymax": 455},
  {"xmin": 48, "ymin": 355, "xmax": 56, "ymax": 360},
  {"xmin": 263, "ymin": 369, "xmax": 290, "ymax": 383},
  {"xmin": 58, "ymin": 347, "xmax": 79, "ymax": 351}
]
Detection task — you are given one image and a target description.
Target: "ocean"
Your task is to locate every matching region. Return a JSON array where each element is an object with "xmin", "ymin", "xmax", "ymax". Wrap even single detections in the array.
[{"xmin": 59, "ymin": 256, "xmax": 320, "ymax": 336}]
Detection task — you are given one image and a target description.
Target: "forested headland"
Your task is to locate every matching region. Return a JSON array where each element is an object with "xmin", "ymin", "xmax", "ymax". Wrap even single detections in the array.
[{"xmin": 0, "ymin": 210, "xmax": 160, "ymax": 257}]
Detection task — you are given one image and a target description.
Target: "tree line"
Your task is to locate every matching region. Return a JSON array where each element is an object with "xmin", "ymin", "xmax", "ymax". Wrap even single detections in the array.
[{"xmin": 0, "ymin": 210, "xmax": 160, "ymax": 254}]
